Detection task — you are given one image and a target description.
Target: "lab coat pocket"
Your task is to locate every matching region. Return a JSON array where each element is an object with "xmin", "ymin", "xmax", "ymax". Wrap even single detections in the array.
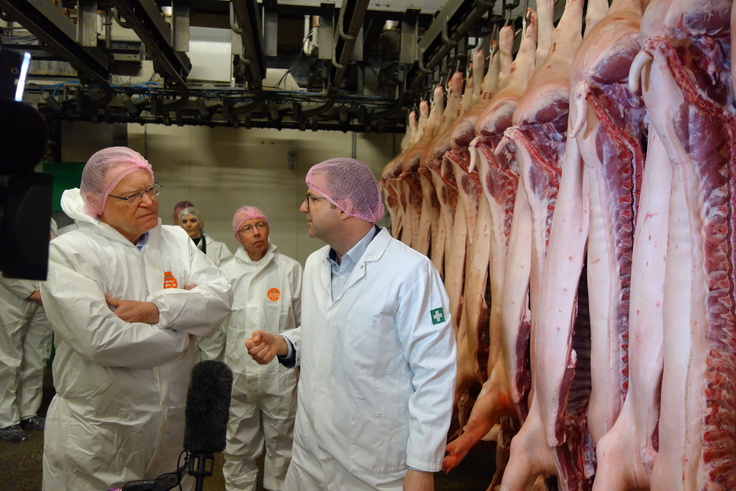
[{"xmin": 347, "ymin": 374, "xmax": 408, "ymax": 477}]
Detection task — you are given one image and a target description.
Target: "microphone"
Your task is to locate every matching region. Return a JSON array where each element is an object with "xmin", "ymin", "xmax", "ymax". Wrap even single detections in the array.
[
  {"xmin": 184, "ymin": 360, "xmax": 233, "ymax": 491},
  {"xmin": 115, "ymin": 360, "xmax": 233, "ymax": 491}
]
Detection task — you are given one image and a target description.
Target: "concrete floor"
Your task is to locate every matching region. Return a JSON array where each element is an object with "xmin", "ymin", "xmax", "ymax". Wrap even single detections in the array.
[{"xmin": 0, "ymin": 370, "xmax": 496, "ymax": 490}]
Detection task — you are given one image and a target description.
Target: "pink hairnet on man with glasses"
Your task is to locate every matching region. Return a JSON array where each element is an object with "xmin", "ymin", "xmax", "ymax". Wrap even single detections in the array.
[
  {"xmin": 305, "ymin": 158, "xmax": 384, "ymax": 223},
  {"xmin": 232, "ymin": 206, "xmax": 268, "ymax": 243},
  {"xmin": 79, "ymin": 146, "xmax": 153, "ymax": 217}
]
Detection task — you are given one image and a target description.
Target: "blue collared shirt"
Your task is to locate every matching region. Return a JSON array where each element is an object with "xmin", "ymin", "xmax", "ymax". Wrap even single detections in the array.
[
  {"xmin": 135, "ymin": 232, "xmax": 149, "ymax": 251},
  {"xmin": 327, "ymin": 225, "xmax": 379, "ymax": 301}
]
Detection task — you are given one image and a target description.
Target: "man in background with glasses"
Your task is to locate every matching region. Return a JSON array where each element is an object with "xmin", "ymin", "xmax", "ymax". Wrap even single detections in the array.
[
  {"xmin": 217, "ymin": 206, "xmax": 302, "ymax": 491},
  {"xmin": 40, "ymin": 146, "xmax": 233, "ymax": 490}
]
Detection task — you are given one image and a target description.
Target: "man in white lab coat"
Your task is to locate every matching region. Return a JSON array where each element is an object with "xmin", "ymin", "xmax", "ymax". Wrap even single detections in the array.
[
  {"xmin": 40, "ymin": 147, "xmax": 232, "ymax": 491},
  {"xmin": 246, "ymin": 158, "xmax": 456, "ymax": 491},
  {"xmin": 220, "ymin": 206, "xmax": 301, "ymax": 491}
]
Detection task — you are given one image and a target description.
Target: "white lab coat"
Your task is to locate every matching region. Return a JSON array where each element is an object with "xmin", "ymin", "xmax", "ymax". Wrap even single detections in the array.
[
  {"xmin": 219, "ymin": 243, "xmax": 302, "ymax": 490},
  {"xmin": 196, "ymin": 233, "xmax": 233, "ymax": 361},
  {"xmin": 40, "ymin": 188, "xmax": 233, "ymax": 491},
  {"xmin": 283, "ymin": 227, "xmax": 456, "ymax": 490},
  {"xmin": 0, "ymin": 277, "xmax": 51, "ymax": 428}
]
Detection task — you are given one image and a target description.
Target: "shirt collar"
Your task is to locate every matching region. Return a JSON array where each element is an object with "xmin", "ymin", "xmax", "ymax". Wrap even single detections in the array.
[
  {"xmin": 135, "ymin": 232, "xmax": 149, "ymax": 251},
  {"xmin": 328, "ymin": 225, "xmax": 379, "ymax": 266}
]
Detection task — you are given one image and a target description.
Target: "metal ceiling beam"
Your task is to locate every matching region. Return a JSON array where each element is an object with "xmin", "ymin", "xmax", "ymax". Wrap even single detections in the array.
[
  {"xmin": 111, "ymin": 0, "xmax": 191, "ymax": 88},
  {"xmin": 407, "ymin": 0, "xmax": 492, "ymax": 91},
  {"xmin": 301, "ymin": 0, "xmax": 369, "ymax": 119},
  {"xmin": 231, "ymin": 0, "xmax": 266, "ymax": 88},
  {"xmin": 330, "ymin": 0, "xmax": 370, "ymax": 90},
  {"xmin": 0, "ymin": 0, "xmax": 110, "ymax": 86}
]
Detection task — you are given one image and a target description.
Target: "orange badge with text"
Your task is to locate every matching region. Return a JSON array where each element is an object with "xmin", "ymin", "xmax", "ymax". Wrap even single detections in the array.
[
  {"xmin": 267, "ymin": 288, "xmax": 281, "ymax": 301},
  {"xmin": 163, "ymin": 271, "xmax": 179, "ymax": 289}
]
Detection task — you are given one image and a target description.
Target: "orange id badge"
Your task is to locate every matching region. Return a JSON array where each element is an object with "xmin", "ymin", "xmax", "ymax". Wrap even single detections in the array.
[{"xmin": 163, "ymin": 271, "xmax": 179, "ymax": 289}]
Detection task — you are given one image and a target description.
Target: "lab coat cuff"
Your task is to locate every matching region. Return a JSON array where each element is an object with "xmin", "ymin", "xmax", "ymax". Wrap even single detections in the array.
[{"xmin": 405, "ymin": 458, "xmax": 442, "ymax": 473}]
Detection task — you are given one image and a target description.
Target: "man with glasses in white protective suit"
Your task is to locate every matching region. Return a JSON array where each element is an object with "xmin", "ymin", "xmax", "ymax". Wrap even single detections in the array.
[
  {"xmin": 218, "ymin": 206, "xmax": 302, "ymax": 491},
  {"xmin": 40, "ymin": 146, "xmax": 232, "ymax": 491},
  {"xmin": 246, "ymin": 158, "xmax": 456, "ymax": 491}
]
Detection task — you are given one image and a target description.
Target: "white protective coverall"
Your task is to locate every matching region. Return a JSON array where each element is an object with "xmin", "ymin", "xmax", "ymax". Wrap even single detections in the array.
[
  {"xmin": 283, "ymin": 227, "xmax": 456, "ymax": 490},
  {"xmin": 200, "ymin": 233, "xmax": 232, "ymax": 266},
  {"xmin": 220, "ymin": 243, "xmax": 301, "ymax": 491},
  {"xmin": 196, "ymin": 233, "xmax": 233, "ymax": 361},
  {"xmin": 0, "ymin": 277, "xmax": 52, "ymax": 428},
  {"xmin": 40, "ymin": 189, "xmax": 233, "ymax": 491}
]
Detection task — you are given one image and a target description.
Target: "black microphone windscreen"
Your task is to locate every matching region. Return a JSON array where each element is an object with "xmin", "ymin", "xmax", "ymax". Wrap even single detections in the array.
[{"xmin": 183, "ymin": 360, "xmax": 233, "ymax": 454}]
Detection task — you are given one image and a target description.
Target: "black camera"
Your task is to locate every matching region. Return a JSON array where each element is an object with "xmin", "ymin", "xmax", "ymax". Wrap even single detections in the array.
[{"xmin": 0, "ymin": 47, "xmax": 53, "ymax": 280}]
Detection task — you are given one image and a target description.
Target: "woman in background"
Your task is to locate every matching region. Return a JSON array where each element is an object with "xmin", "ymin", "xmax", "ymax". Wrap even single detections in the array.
[
  {"xmin": 178, "ymin": 206, "xmax": 232, "ymax": 361},
  {"xmin": 178, "ymin": 206, "xmax": 232, "ymax": 266}
]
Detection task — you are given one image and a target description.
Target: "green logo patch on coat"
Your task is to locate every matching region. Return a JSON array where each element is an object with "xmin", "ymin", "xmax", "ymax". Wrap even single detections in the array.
[{"xmin": 431, "ymin": 307, "xmax": 445, "ymax": 325}]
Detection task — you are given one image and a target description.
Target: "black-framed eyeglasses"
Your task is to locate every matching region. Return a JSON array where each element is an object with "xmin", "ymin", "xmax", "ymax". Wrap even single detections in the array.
[
  {"xmin": 238, "ymin": 222, "xmax": 268, "ymax": 235},
  {"xmin": 304, "ymin": 194, "xmax": 326, "ymax": 211},
  {"xmin": 109, "ymin": 181, "xmax": 162, "ymax": 205}
]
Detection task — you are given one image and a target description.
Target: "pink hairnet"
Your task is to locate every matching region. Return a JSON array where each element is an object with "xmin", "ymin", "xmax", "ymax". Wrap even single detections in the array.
[
  {"xmin": 80, "ymin": 147, "xmax": 153, "ymax": 217},
  {"xmin": 305, "ymin": 158, "xmax": 384, "ymax": 222},
  {"xmin": 232, "ymin": 206, "xmax": 268, "ymax": 242}
]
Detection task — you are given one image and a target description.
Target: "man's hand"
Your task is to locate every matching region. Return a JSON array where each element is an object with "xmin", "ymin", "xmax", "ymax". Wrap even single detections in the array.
[
  {"xmin": 403, "ymin": 470, "xmax": 434, "ymax": 491},
  {"xmin": 105, "ymin": 294, "xmax": 160, "ymax": 324},
  {"xmin": 27, "ymin": 290, "xmax": 42, "ymax": 305},
  {"xmin": 245, "ymin": 329, "xmax": 287, "ymax": 365}
]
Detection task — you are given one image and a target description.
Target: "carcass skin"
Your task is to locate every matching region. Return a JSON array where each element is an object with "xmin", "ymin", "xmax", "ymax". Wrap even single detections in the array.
[
  {"xmin": 382, "ymin": 102, "xmax": 429, "ymax": 244},
  {"xmin": 447, "ymin": 50, "xmax": 496, "ymax": 411},
  {"xmin": 567, "ymin": 0, "xmax": 648, "ymax": 447},
  {"xmin": 381, "ymin": 109, "xmax": 419, "ymax": 241},
  {"xmin": 398, "ymin": 86, "xmax": 444, "ymax": 250},
  {"xmin": 404, "ymin": 74, "xmax": 462, "ymax": 256},
  {"xmin": 420, "ymin": 74, "xmax": 467, "ymax": 336},
  {"xmin": 593, "ymin": 132, "xmax": 670, "ymax": 491},
  {"xmin": 442, "ymin": 17, "xmax": 539, "ymax": 474},
  {"xmin": 630, "ymin": 0, "xmax": 736, "ymax": 488},
  {"xmin": 494, "ymin": 0, "xmax": 557, "ymax": 413},
  {"xmin": 499, "ymin": 0, "xmax": 589, "ymax": 489}
]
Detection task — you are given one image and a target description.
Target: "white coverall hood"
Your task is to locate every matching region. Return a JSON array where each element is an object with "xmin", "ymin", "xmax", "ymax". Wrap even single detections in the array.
[{"xmin": 61, "ymin": 187, "xmax": 161, "ymax": 244}]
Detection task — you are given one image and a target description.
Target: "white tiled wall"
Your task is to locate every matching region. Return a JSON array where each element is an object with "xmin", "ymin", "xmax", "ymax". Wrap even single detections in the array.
[{"xmin": 60, "ymin": 121, "xmax": 398, "ymax": 265}]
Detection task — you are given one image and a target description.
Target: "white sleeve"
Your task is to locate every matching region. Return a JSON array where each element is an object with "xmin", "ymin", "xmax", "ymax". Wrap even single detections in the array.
[
  {"xmin": 398, "ymin": 261, "xmax": 457, "ymax": 472},
  {"xmin": 149, "ymin": 237, "xmax": 233, "ymax": 337},
  {"xmin": 42, "ymin": 244, "xmax": 191, "ymax": 369},
  {"xmin": 0, "ymin": 276, "xmax": 39, "ymax": 301}
]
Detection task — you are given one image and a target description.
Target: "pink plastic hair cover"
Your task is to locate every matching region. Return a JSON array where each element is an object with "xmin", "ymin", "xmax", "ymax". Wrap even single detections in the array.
[
  {"xmin": 305, "ymin": 158, "xmax": 384, "ymax": 222},
  {"xmin": 232, "ymin": 206, "xmax": 268, "ymax": 242},
  {"xmin": 80, "ymin": 146, "xmax": 153, "ymax": 217}
]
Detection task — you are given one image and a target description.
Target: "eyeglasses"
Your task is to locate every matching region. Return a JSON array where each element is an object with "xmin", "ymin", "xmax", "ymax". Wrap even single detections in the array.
[
  {"xmin": 109, "ymin": 182, "xmax": 162, "ymax": 204},
  {"xmin": 238, "ymin": 222, "xmax": 268, "ymax": 235},
  {"xmin": 304, "ymin": 194, "xmax": 326, "ymax": 211}
]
